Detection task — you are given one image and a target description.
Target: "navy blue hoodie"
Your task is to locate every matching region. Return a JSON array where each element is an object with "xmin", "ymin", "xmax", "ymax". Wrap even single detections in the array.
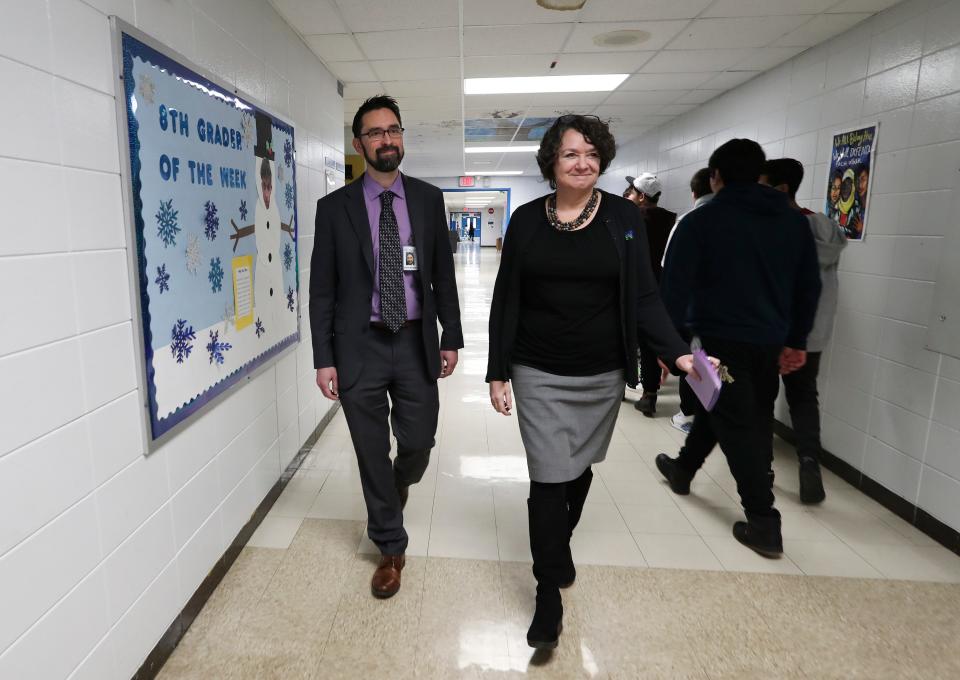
[{"xmin": 661, "ymin": 183, "xmax": 821, "ymax": 349}]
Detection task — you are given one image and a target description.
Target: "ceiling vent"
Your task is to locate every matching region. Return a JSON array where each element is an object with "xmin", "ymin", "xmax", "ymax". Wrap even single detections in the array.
[{"xmin": 593, "ymin": 30, "xmax": 651, "ymax": 48}]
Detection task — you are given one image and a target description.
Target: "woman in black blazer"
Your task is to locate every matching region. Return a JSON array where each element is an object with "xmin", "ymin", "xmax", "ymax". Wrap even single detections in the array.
[{"xmin": 486, "ymin": 115, "xmax": 699, "ymax": 650}]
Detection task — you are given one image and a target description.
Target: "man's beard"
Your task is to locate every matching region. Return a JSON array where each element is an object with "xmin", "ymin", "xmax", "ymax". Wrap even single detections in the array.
[{"xmin": 365, "ymin": 145, "xmax": 403, "ymax": 172}]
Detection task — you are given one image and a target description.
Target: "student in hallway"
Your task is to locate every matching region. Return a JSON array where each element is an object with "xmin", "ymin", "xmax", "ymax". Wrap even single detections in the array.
[{"xmin": 760, "ymin": 158, "xmax": 847, "ymax": 504}]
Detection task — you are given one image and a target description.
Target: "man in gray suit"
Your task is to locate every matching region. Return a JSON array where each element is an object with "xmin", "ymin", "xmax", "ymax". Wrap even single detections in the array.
[{"xmin": 309, "ymin": 96, "xmax": 463, "ymax": 598}]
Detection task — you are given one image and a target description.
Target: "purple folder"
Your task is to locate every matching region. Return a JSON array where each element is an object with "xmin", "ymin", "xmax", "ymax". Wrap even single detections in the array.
[{"xmin": 685, "ymin": 348, "xmax": 722, "ymax": 412}]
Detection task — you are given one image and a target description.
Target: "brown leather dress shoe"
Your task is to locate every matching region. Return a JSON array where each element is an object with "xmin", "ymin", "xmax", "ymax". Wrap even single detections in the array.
[{"xmin": 371, "ymin": 554, "xmax": 405, "ymax": 599}]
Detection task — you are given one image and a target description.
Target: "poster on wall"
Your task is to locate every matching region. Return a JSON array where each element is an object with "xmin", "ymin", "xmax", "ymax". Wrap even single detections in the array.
[
  {"xmin": 113, "ymin": 22, "xmax": 299, "ymax": 445},
  {"xmin": 825, "ymin": 123, "xmax": 877, "ymax": 242}
]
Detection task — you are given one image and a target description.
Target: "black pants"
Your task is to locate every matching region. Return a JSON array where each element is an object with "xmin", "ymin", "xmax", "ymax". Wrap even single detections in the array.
[
  {"xmin": 679, "ymin": 378, "xmax": 697, "ymax": 417},
  {"xmin": 639, "ymin": 342, "xmax": 660, "ymax": 393},
  {"xmin": 339, "ymin": 323, "xmax": 438, "ymax": 555},
  {"xmin": 675, "ymin": 336, "xmax": 780, "ymax": 521},
  {"xmin": 781, "ymin": 351, "xmax": 822, "ymax": 462}
]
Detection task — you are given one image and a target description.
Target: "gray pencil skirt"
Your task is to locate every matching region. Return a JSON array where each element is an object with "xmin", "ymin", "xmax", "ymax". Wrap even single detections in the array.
[{"xmin": 511, "ymin": 364, "xmax": 625, "ymax": 484}]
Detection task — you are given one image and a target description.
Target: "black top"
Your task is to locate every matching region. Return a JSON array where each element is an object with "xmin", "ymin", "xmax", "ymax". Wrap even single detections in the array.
[
  {"xmin": 661, "ymin": 182, "xmax": 821, "ymax": 349},
  {"xmin": 486, "ymin": 191, "xmax": 689, "ymax": 387},
  {"xmin": 512, "ymin": 202, "xmax": 624, "ymax": 376},
  {"xmin": 639, "ymin": 204, "xmax": 676, "ymax": 281}
]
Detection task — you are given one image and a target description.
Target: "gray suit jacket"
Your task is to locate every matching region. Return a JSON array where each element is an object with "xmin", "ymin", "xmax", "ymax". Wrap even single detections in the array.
[{"xmin": 309, "ymin": 173, "xmax": 463, "ymax": 390}]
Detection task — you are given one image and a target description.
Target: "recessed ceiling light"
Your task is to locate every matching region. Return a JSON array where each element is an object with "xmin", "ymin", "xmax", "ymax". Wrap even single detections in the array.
[
  {"xmin": 464, "ymin": 145, "xmax": 539, "ymax": 154},
  {"xmin": 465, "ymin": 74, "xmax": 628, "ymax": 95}
]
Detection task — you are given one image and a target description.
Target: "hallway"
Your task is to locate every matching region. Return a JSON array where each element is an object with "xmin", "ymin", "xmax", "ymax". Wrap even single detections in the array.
[{"xmin": 158, "ymin": 244, "xmax": 960, "ymax": 679}]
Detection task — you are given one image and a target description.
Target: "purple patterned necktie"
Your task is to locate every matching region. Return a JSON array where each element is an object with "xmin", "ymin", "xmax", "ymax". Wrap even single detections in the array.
[{"xmin": 378, "ymin": 190, "xmax": 406, "ymax": 332}]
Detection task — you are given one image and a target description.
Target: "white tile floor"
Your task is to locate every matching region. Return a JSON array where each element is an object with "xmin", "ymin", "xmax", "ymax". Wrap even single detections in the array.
[{"xmin": 249, "ymin": 242, "xmax": 960, "ymax": 584}]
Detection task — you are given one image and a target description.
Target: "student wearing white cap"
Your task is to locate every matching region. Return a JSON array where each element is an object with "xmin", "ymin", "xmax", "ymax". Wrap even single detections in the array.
[{"xmin": 624, "ymin": 173, "xmax": 676, "ymax": 417}]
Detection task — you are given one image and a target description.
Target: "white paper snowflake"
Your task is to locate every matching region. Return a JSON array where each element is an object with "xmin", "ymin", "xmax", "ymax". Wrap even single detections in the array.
[
  {"xmin": 185, "ymin": 234, "xmax": 202, "ymax": 275},
  {"xmin": 277, "ymin": 162, "xmax": 285, "ymax": 184},
  {"xmin": 138, "ymin": 74, "xmax": 156, "ymax": 104},
  {"xmin": 221, "ymin": 300, "xmax": 235, "ymax": 337},
  {"xmin": 240, "ymin": 113, "xmax": 254, "ymax": 148}
]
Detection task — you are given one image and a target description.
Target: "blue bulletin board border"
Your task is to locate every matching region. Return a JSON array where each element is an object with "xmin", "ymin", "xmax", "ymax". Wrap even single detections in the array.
[{"xmin": 112, "ymin": 19, "xmax": 300, "ymax": 450}]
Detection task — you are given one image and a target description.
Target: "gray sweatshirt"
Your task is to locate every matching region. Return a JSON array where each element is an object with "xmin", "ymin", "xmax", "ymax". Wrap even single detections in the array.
[{"xmin": 805, "ymin": 211, "xmax": 848, "ymax": 352}]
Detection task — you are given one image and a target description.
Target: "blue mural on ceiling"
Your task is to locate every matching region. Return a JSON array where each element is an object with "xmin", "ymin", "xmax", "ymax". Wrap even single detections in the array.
[{"xmin": 464, "ymin": 117, "xmax": 556, "ymax": 143}]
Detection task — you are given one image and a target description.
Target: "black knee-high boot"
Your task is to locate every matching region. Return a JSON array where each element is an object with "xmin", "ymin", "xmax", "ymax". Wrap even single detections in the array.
[
  {"xmin": 559, "ymin": 467, "xmax": 593, "ymax": 588},
  {"xmin": 527, "ymin": 496, "xmax": 568, "ymax": 649}
]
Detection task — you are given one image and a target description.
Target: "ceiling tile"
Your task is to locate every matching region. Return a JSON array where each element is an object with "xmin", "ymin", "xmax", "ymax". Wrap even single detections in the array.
[
  {"xmin": 463, "ymin": 24, "xmax": 573, "ymax": 56},
  {"xmin": 701, "ymin": 70, "xmax": 761, "ymax": 89},
  {"xmin": 735, "ymin": 46, "xmax": 807, "ymax": 71},
  {"xmin": 400, "ymin": 109, "xmax": 462, "ymax": 124},
  {"xmin": 342, "ymin": 81, "xmax": 385, "ymax": 99},
  {"xmin": 385, "ymin": 78, "xmax": 461, "ymax": 97},
  {"xmin": 393, "ymin": 95, "xmax": 463, "ymax": 112},
  {"xmin": 668, "ymin": 16, "xmax": 812, "ymax": 49},
  {"xmin": 355, "ymin": 27, "xmax": 459, "ymax": 60},
  {"xmin": 464, "ymin": 0, "xmax": 583, "ymax": 25},
  {"xmin": 336, "ymin": 0, "xmax": 458, "ymax": 32},
  {"xmin": 658, "ymin": 103, "xmax": 698, "ymax": 115},
  {"xmin": 466, "ymin": 91, "xmax": 610, "ymax": 109},
  {"xmin": 465, "ymin": 55, "xmax": 560, "ymax": 78},
  {"xmin": 673, "ymin": 89, "xmax": 724, "ymax": 104},
  {"xmin": 270, "ymin": 0, "xmax": 346, "ymax": 35},
  {"xmin": 565, "ymin": 20, "xmax": 689, "ymax": 52},
  {"xmin": 578, "ymin": 0, "xmax": 713, "ymax": 22},
  {"xmin": 550, "ymin": 51, "xmax": 657, "ymax": 75},
  {"xmin": 603, "ymin": 89, "xmax": 682, "ymax": 105},
  {"xmin": 304, "ymin": 33, "xmax": 364, "ymax": 62},
  {"xmin": 372, "ymin": 57, "xmax": 460, "ymax": 81},
  {"xmin": 327, "ymin": 60, "xmax": 378, "ymax": 82},
  {"xmin": 775, "ymin": 13, "xmax": 872, "ymax": 47},
  {"xmin": 702, "ymin": 0, "xmax": 836, "ymax": 17},
  {"xmin": 827, "ymin": 0, "xmax": 900, "ymax": 11},
  {"xmin": 619, "ymin": 72, "xmax": 716, "ymax": 89},
  {"xmin": 641, "ymin": 49, "xmax": 754, "ymax": 72}
]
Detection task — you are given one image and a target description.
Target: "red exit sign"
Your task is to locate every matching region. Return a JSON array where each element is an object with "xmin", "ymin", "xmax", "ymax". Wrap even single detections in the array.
[{"xmin": 458, "ymin": 176, "xmax": 475, "ymax": 187}]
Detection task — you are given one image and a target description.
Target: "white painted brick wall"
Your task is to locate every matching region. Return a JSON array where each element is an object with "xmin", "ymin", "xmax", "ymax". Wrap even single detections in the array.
[
  {"xmin": 0, "ymin": 0, "xmax": 341, "ymax": 677},
  {"xmin": 600, "ymin": 0, "xmax": 960, "ymax": 536}
]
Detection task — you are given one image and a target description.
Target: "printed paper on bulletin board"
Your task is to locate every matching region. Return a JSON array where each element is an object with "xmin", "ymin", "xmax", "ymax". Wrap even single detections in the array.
[{"xmin": 119, "ymin": 29, "xmax": 299, "ymax": 443}]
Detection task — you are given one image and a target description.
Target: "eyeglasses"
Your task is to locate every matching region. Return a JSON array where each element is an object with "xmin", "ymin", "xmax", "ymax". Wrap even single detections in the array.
[{"xmin": 359, "ymin": 126, "xmax": 405, "ymax": 141}]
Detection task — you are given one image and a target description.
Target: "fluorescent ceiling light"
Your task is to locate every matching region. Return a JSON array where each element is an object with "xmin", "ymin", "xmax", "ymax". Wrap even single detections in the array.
[
  {"xmin": 467, "ymin": 171, "xmax": 523, "ymax": 175},
  {"xmin": 465, "ymin": 74, "xmax": 628, "ymax": 95},
  {"xmin": 464, "ymin": 145, "xmax": 539, "ymax": 154}
]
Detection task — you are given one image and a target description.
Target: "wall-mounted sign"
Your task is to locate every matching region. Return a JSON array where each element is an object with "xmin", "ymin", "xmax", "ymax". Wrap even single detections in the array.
[
  {"xmin": 458, "ymin": 176, "xmax": 476, "ymax": 187},
  {"xmin": 113, "ymin": 21, "xmax": 299, "ymax": 446},
  {"xmin": 825, "ymin": 123, "xmax": 877, "ymax": 242}
]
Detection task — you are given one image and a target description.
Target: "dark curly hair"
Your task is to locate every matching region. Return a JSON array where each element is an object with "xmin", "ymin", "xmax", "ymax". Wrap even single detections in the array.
[{"xmin": 536, "ymin": 115, "xmax": 616, "ymax": 189}]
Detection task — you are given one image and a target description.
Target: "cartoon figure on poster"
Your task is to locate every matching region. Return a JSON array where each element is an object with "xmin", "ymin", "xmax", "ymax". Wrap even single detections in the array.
[
  {"xmin": 825, "ymin": 124, "xmax": 877, "ymax": 242},
  {"xmin": 229, "ymin": 112, "xmax": 297, "ymax": 342}
]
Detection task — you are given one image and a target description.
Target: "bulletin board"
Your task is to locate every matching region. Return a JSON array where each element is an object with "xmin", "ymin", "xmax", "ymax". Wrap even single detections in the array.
[{"xmin": 111, "ymin": 20, "xmax": 299, "ymax": 447}]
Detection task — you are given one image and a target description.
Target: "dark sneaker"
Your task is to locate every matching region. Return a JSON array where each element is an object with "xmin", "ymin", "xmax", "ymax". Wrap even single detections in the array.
[
  {"xmin": 655, "ymin": 453, "xmax": 692, "ymax": 495},
  {"xmin": 799, "ymin": 458, "xmax": 826, "ymax": 504},
  {"xmin": 733, "ymin": 521, "xmax": 783, "ymax": 558}
]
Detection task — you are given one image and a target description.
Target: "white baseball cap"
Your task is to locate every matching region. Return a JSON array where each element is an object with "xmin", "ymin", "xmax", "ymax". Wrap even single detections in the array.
[{"xmin": 631, "ymin": 172, "xmax": 662, "ymax": 197}]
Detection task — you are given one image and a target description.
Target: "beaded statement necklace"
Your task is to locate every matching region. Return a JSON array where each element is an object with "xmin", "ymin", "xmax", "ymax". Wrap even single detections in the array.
[{"xmin": 546, "ymin": 189, "xmax": 599, "ymax": 232}]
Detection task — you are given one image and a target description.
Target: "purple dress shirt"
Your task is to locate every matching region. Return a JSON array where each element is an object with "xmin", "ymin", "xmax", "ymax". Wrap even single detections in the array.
[{"xmin": 362, "ymin": 173, "xmax": 423, "ymax": 321}]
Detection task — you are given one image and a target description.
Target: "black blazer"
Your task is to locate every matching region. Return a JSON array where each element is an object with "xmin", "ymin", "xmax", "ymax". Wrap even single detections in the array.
[
  {"xmin": 309, "ymin": 173, "xmax": 464, "ymax": 390},
  {"xmin": 486, "ymin": 191, "xmax": 688, "ymax": 387}
]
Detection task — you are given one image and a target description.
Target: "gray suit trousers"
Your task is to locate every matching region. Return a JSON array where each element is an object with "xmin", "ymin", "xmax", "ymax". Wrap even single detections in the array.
[{"xmin": 338, "ymin": 322, "xmax": 439, "ymax": 555}]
